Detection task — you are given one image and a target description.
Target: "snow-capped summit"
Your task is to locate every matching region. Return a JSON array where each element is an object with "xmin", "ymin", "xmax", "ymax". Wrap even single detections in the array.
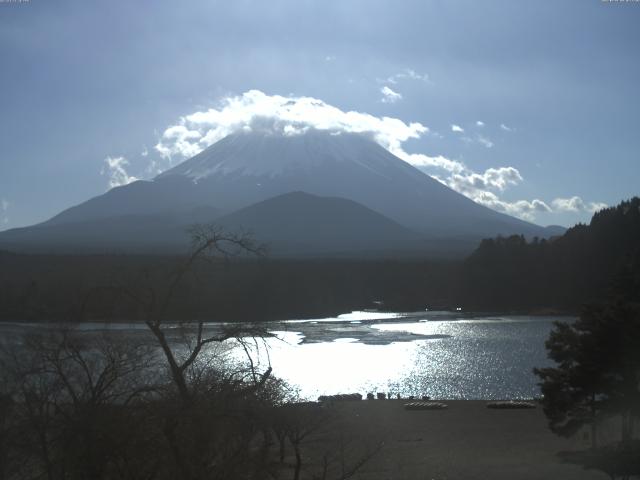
[{"xmin": 156, "ymin": 129, "xmax": 420, "ymax": 181}]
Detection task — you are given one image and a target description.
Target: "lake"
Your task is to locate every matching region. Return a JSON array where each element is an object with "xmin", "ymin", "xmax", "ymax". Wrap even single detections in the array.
[
  {"xmin": 0, "ymin": 311, "xmax": 570, "ymax": 401},
  {"xmin": 230, "ymin": 311, "xmax": 568, "ymax": 401}
]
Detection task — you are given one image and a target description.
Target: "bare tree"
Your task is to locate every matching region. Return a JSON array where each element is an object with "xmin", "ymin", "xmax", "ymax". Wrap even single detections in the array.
[
  {"xmin": 103, "ymin": 224, "xmax": 271, "ymax": 403},
  {"xmin": 106, "ymin": 224, "xmax": 278, "ymax": 480},
  {"xmin": 0, "ymin": 329, "xmax": 159, "ymax": 480}
]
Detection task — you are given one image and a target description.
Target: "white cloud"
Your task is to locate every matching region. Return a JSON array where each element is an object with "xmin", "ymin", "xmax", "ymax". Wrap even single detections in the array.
[
  {"xmin": 283, "ymin": 124, "xmax": 310, "ymax": 136},
  {"xmin": 552, "ymin": 196, "xmax": 607, "ymax": 213},
  {"xmin": 383, "ymin": 68, "xmax": 429, "ymax": 84},
  {"xmin": 433, "ymin": 166, "xmax": 548, "ymax": 221},
  {"xmin": 141, "ymin": 145, "xmax": 149, "ymax": 157},
  {"xmin": 450, "ymin": 167, "xmax": 523, "ymax": 193},
  {"xmin": 156, "ymin": 125, "xmax": 202, "ymax": 159},
  {"xmin": 155, "ymin": 90, "xmax": 426, "ymax": 163},
  {"xmin": 476, "ymin": 135, "xmax": 494, "ymax": 148},
  {"xmin": 409, "ymin": 154, "xmax": 548, "ymax": 221},
  {"xmin": 500, "ymin": 123, "xmax": 514, "ymax": 132},
  {"xmin": 460, "ymin": 134, "xmax": 494, "ymax": 148},
  {"xmin": 101, "ymin": 156, "xmax": 138, "ymax": 189},
  {"xmin": 476, "ymin": 121, "xmax": 485, "ymax": 127},
  {"xmin": 471, "ymin": 192, "xmax": 551, "ymax": 221},
  {"xmin": 325, "ymin": 55, "xmax": 336, "ymax": 62},
  {"xmin": 551, "ymin": 196, "xmax": 584, "ymax": 212},
  {"xmin": 451, "ymin": 124, "xmax": 464, "ymax": 133},
  {"xmin": 410, "ymin": 156, "xmax": 552, "ymax": 221},
  {"xmin": 588, "ymin": 202, "xmax": 608, "ymax": 212},
  {"xmin": 380, "ymin": 86, "xmax": 402, "ymax": 103},
  {"xmin": 0, "ymin": 198, "xmax": 9, "ymax": 225},
  {"xmin": 401, "ymin": 152, "xmax": 466, "ymax": 175}
]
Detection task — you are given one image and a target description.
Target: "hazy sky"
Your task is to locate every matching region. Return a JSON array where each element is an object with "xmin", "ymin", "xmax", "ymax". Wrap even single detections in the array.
[{"xmin": 1, "ymin": 0, "xmax": 639, "ymax": 230}]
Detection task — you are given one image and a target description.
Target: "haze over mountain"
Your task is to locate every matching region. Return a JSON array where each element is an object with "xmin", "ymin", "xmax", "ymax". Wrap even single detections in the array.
[{"xmin": 0, "ymin": 129, "xmax": 563, "ymax": 257}]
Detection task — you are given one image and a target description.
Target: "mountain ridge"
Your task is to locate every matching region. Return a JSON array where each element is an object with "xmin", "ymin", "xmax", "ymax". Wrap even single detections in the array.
[{"xmin": 0, "ymin": 129, "xmax": 564, "ymax": 257}]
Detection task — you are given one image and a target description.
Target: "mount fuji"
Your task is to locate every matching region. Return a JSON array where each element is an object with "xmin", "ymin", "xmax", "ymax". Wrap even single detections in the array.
[{"xmin": 0, "ymin": 129, "xmax": 562, "ymax": 257}]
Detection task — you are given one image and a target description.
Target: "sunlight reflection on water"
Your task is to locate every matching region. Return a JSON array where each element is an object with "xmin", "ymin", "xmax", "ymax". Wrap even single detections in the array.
[{"xmin": 231, "ymin": 313, "xmax": 567, "ymax": 401}]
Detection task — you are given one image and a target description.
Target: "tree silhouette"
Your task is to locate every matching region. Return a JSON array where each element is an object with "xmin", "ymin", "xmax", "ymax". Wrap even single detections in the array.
[{"xmin": 535, "ymin": 298, "xmax": 640, "ymax": 450}]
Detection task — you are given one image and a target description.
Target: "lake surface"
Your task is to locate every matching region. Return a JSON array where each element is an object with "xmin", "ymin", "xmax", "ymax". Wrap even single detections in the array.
[
  {"xmin": 0, "ymin": 311, "xmax": 571, "ymax": 401},
  {"xmin": 230, "ymin": 311, "xmax": 569, "ymax": 401}
]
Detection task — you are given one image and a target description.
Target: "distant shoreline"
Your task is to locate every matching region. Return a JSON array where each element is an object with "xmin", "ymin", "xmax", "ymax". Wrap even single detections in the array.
[{"xmin": 0, "ymin": 308, "xmax": 578, "ymax": 325}]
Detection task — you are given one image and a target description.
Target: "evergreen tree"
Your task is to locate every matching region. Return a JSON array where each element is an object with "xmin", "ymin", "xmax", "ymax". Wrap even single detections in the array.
[{"xmin": 534, "ymin": 298, "xmax": 640, "ymax": 449}]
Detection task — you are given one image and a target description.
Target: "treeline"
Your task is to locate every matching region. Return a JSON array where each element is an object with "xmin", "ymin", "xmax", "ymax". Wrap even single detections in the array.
[
  {"xmin": 0, "ymin": 252, "xmax": 459, "ymax": 323},
  {"xmin": 460, "ymin": 197, "xmax": 640, "ymax": 311}
]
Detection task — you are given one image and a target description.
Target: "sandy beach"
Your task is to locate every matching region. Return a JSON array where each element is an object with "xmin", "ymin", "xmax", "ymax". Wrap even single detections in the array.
[{"xmin": 284, "ymin": 400, "xmax": 608, "ymax": 480}]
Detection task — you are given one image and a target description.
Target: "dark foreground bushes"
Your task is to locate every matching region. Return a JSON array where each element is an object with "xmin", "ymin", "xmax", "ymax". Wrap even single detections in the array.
[{"xmin": 0, "ymin": 329, "xmax": 378, "ymax": 480}]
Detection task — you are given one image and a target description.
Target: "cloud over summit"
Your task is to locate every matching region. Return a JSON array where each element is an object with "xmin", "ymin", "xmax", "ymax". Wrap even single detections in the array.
[
  {"xmin": 151, "ymin": 90, "xmax": 605, "ymax": 223},
  {"xmin": 155, "ymin": 90, "xmax": 426, "ymax": 163}
]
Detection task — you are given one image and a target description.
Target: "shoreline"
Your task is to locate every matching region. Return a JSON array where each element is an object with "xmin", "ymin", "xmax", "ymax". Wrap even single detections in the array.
[{"xmin": 292, "ymin": 399, "xmax": 608, "ymax": 479}]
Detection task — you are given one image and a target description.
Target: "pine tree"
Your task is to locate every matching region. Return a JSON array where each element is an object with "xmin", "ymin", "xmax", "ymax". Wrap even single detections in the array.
[{"xmin": 534, "ymin": 299, "xmax": 640, "ymax": 449}]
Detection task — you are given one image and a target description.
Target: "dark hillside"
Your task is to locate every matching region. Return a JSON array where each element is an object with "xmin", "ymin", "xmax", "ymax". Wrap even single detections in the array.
[{"xmin": 460, "ymin": 197, "xmax": 640, "ymax": 311}]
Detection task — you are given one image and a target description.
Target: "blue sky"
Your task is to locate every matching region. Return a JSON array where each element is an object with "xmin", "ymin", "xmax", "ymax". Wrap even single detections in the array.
[{"xmin": 1, "ymin": 0, "xmax": 639, "ymax": 230}]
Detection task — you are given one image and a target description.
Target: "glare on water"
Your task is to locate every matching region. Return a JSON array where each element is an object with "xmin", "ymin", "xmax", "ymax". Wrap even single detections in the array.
[{"xmin": 230, "ymin": 311, "xmax": 564, "ymax": 401}]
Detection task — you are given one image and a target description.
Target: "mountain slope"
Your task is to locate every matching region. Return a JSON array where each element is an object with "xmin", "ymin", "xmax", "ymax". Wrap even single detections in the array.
[
  {"xmin": 153, "ymin": 129, "xmax": 543, "ymax": 238},
  {"xmin": 215, "ymin": 191, "xmax": 425, "ymax": 256},
  {"xmin": 0, "ymin": 207, "xmax": 221, "ymax": 254},
  {"xmin": 0, "ymin": 129, "xmax": 559, "ymax": 257}
]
